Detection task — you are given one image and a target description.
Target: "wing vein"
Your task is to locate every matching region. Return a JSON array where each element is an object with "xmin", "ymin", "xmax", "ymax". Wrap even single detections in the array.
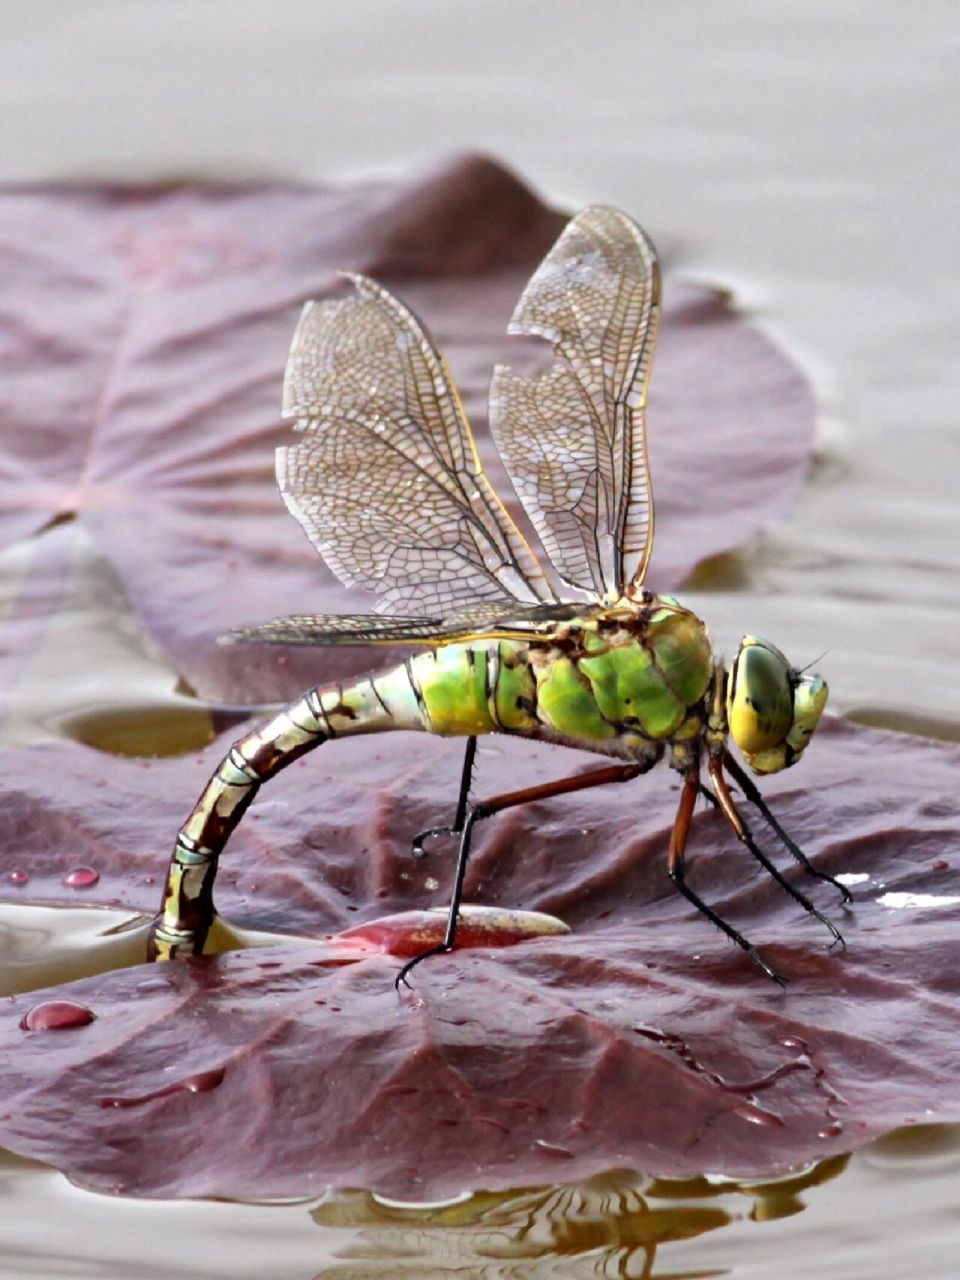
[
  {"xmin": 277, "ymin": 280, "xmax": 556, "ymax": 616},
  {"xmin": 489, "ymin": 205, "xmax": 661, "ymax": 598}
]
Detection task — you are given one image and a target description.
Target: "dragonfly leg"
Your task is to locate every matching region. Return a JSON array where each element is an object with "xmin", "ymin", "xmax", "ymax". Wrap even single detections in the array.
[
  {"xmin": 397, "ymin": 804, "xmax": 484, "ymax": 990},
  {"xmin": 669, "ymin": 767, "xmax": 788, "ymax": 987},
  {"xmin": 708, "ymin": 756, "xmax": 845, "ymax": 948},
  {"xmin": 411, "ymin": 736, "xmax": 478, "ymax": 857},
  {"xmin": 396, "ymin": 760, "xmax": 645, "ymax": 990},
  {"xmin": 723, "ymin": 750, "xmax": 852, "ymax": 905},
  {"xmin": 698, "ymin": 783, "xmax": 721, "ymax": 810}
]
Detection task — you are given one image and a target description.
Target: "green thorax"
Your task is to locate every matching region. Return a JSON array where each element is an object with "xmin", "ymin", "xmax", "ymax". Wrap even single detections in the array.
[{"xmin": 404, "ymin": 596, "xmax": 713, "ymax": 756}]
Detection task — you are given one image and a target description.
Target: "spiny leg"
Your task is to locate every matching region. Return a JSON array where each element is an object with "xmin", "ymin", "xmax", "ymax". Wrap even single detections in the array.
[
  {"xmin": 708, "ymin": 756, "xmax": 845, "ymax": 948},
  {"xmin": 411, "ymin": 735, "xmax": 478, "ymax": 856},
  {"xmin": 668, "ymin": 767, "xmax": 787, "ymax": 987},
  {"xmin": 396, "ymin": 761, "xmax": 644, "ymax": 990},
  {"xmin": 397, "ymin": 805, "xmax": 483, "ymax": 989},
  {"xmin": 723, "ymin": 750, "xmax": 852, "ymax": 905}
]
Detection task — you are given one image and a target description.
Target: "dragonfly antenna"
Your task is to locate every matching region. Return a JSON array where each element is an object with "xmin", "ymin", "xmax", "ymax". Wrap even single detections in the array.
[{"xmin": 797, "ymin": 648, "xmax": 829, "ymax": 674}]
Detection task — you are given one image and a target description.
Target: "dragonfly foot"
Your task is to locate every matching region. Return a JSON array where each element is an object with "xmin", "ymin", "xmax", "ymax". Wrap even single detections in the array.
[
  {"xmin": 746, "ymin": 946, "xmax": 788, "ymax": 988},
  {"xmin": 395, "ymin": 942, "xmax": 451, "ymax": 991},
  {"xmin": 814, "ymin": 869, "xmax": 854, "ymax": 907},
  {"xmin": 802, "ymin": 900, "xmax": 845, "ymax": 948}
]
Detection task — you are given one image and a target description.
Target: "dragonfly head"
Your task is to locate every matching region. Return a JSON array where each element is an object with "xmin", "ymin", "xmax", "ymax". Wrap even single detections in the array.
[{"xmin": 726, "ymin": 636, "xmax": 829, "ymax": 774}]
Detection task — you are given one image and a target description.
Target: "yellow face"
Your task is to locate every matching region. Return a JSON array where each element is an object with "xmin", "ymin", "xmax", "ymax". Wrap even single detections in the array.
[{"xmin": 727, "ymin": 637, "xmax": 828, "ymax": 774}]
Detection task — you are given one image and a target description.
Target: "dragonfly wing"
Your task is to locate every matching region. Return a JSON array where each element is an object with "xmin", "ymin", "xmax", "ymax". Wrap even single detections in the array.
[
  {"xmin": 279, "ymin": 278, "xmax": 555, "ymax": 616},
  {"xmin": 222, "ymin": 601, "xmax": 590, "ymax": 648},
  {"xmin": 490, "ymin": 206, "xmax": 660, "ymax": 597}
]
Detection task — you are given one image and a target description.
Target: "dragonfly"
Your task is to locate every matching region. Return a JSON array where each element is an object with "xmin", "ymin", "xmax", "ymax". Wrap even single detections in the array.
[{"xmin": 148, "ymin": 205, "xmax": 847, "ymax": 987}]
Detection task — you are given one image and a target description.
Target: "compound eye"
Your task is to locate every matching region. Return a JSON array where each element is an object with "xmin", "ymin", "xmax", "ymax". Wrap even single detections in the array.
[{"xmin": 728, "ymin": 639, "xmax": 793, "ymax": 754}]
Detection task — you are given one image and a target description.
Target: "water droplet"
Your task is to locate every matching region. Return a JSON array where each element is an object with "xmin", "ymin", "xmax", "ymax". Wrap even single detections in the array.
[
  {"xmin": 144, "ymin": 874, "xmax": 155, "ymax": 885},
  {"xmin": 532, "ymin": 1138, "xmax": 573, "ymax": 1159},
  {"xmin": 183, "ymin": 1068, "xmax": 225, "ymax": 1094},
  {"xmin": 818, "ymin": 1120, "xmax": 844, "ymax": 1138},
  {"xmin": 424, "ymin": 877, "xmax": 439, "ymax": 891},
  {"xmin": 8, "ymin": 868, "xmax": 29, "ymax": 885},
  {"xmin": 99, "ymin": 1067, "xmax": 225, "ymax": 1108},
  {"xmin": 20, "ymin": 1001, "xmax": 96, "ymax": 1031},
  {"xmin": 733, "ymin": 1102, "xmax": 783, "ymax": 1128},
  {"xmin": 63, "ymin": 866, "xmax": 99, "ymax": 888},
  {"xmin": 933, "ymin": 859, "xmax": 950, "ymax": 871}
]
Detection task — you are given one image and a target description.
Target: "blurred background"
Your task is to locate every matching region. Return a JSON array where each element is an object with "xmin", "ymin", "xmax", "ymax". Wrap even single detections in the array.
[
  {"xmin": 2, "ymin": 4, "xmax": 958, "ymax": 1277},
  {"xmin": 3, "ymin": 0, "xmax": 957, "ymax": 732}
]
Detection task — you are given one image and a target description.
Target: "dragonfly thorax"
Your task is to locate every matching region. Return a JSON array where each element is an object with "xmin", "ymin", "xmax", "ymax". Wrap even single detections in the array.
[{"xmin": 489, "ymin": 597, "xmax": 716, "ymax": 768}]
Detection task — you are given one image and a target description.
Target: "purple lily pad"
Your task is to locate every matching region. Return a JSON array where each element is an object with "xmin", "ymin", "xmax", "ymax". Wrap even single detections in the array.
[
  {"xmin": 0, "ymin": 718, "xmax": 952, "ymax": 939},
  {"xmin": 0, "ymin": 155, "xmax": 928, "ymax": 1202},
  {"xmin": 0, "ymin": 154, "xmax": 814, "ymax": 705},
  {"xmin": 0, "ymin": 720, "xmax": 958, "ymax": 1199}
]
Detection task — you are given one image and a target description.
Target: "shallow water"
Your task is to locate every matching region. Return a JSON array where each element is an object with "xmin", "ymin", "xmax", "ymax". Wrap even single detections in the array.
[
  {"xmin": 2, "ymin": 2, "xmax": 958, "ymax": 1276},
  {"xmin": 1, "ymin": 1134, "xmax": 959, "ymax": 1279}
]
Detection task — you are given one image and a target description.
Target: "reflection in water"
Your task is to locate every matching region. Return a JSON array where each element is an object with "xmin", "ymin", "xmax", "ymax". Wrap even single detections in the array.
[
  {"xmin": 309, "ymin": 1160, "xmax": 848, "ymax": 1278},
  {"xmin": 0, "ymin": 901, "xmax": 309, "ymax": 997},
  {"xmin": 842, "ymin": 708, "xmax": 960, "ymax": 746},
  {"xmin": 3, "ymin": 1137, "xmax": 960, "ymax": 1280},
  {"xmin": 0, "ymin": 903, "xmax": 154, "ymax": 997},
  {"xmin": 864, "ymin": 1125, "xmax": 960, "ymax": 1174},
  {"xmin": 56, "ymin": 702, "xmax": 256, "ymax": 759}
]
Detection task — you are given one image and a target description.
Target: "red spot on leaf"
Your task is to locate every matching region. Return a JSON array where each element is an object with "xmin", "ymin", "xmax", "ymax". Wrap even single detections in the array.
[
  {"xmin": 20, "ymin": 1001, "xmax": 96, "ymax": 1031},
  {"xmin": 62, "ymin": 866, "xmax": 99, "ymax": 888}
]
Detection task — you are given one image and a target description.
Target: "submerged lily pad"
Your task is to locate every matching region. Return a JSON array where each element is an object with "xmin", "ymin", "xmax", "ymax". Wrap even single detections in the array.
[
  {"xmin": 0, "ymin": 154, "xmax": 814, "ymax": 704},
  {"xmin": 0, "ymin": 719, "xmax": 958, "ymax": 1199}
]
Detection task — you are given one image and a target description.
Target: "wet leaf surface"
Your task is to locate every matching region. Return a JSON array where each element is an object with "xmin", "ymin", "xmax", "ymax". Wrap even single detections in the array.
[
  {"xmin": 0, "ymin": 154, "xmax": 946, "ymax": 1203},
  {"xmin": 0, "ymin": 154, "xmax": 814, "ymax": 704},
  {"xmin": 1, "ymin": 719, "xmax": 959, "ymax": 1199}
]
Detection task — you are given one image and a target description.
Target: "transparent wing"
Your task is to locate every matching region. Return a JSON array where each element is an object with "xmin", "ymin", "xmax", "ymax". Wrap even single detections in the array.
[
  {"xmin": 278, "ymin": 277, "xmax": 556, "ymax": 617},
  {"xmin": 489, "ymin": 206, "xmax": 660, "ymax": 598},
  {"xmin": 222, "ymin": 601, "xmax": 588, "ymax": 648}
]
